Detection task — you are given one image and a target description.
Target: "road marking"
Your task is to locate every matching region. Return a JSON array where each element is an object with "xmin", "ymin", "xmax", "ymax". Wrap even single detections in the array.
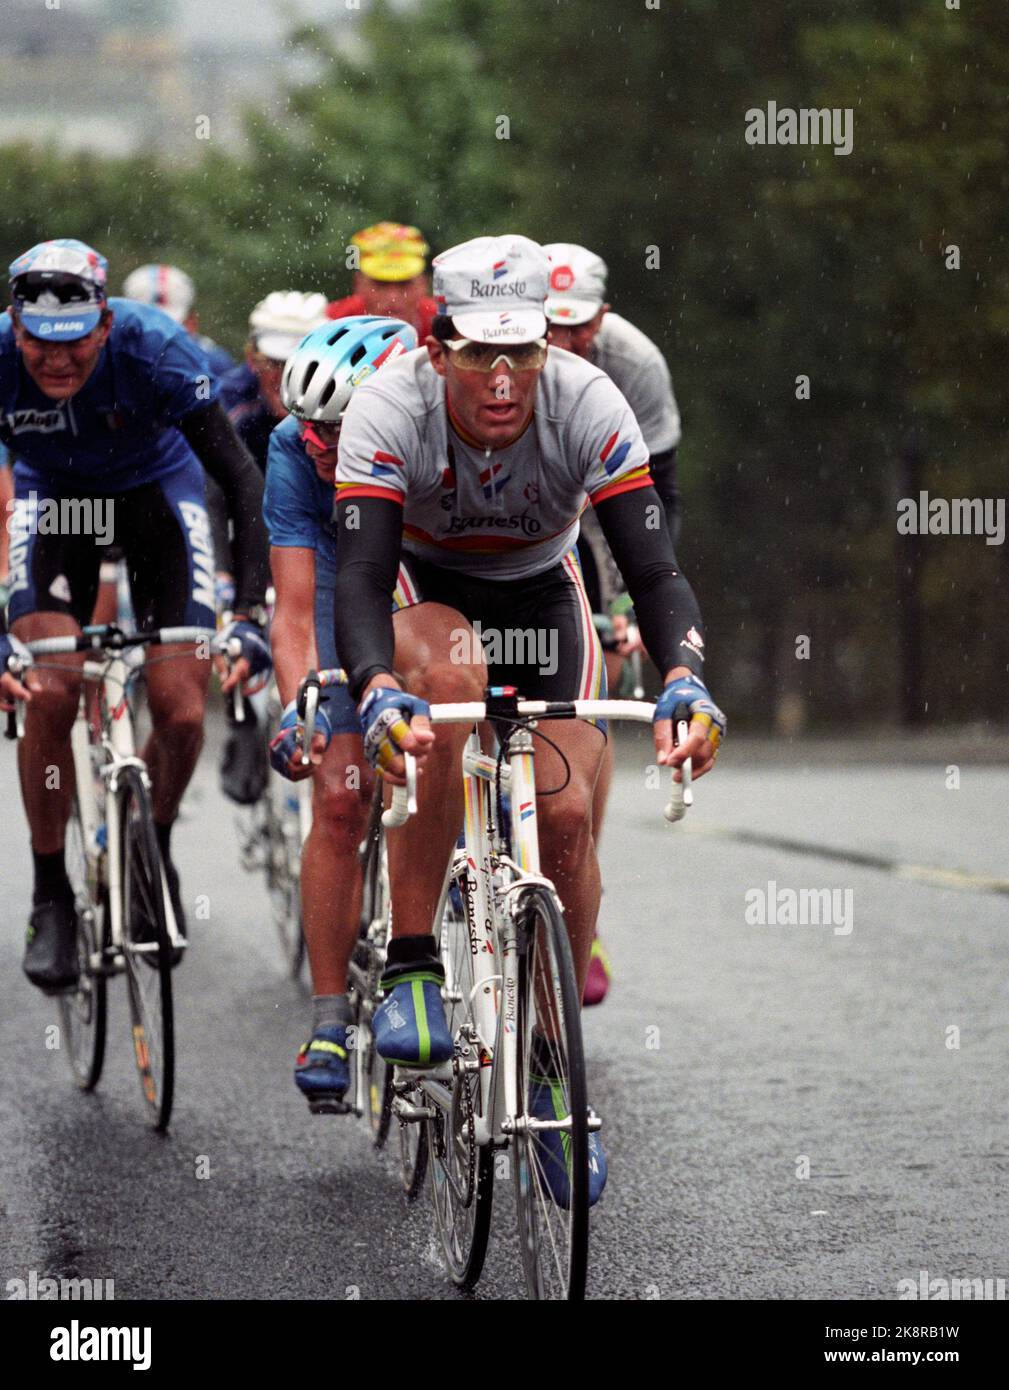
[{"xmin": 685, "ymin": 825, "xmax": 1009, "ymax": 897}]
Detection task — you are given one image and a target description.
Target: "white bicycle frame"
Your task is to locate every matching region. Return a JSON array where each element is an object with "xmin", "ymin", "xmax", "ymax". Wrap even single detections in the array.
[
  {"xmin": 22, "ymin": 627, "xmax": 214, "ymax": 964},
  {"xmin": 392, "ymin": 697, "xmax": 691, "ymax": 1148}
]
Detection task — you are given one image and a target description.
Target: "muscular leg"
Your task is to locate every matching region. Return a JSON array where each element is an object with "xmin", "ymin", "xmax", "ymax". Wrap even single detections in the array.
[
  {"xmin": 301, "ymin": 734, "xmax": 373, "ymax": 995},
  {"xmin": 385, "ymin": 602, "xmax": 487, "ymax": 939},
  {"xmin": 142, "ymin": 648, "xmax": 211, "ymax": 824},
  {"xmin": 11, "ymin": 613, "xmax": 84, "ymax": 855},
  {"xmin": 530, "ymin": 718, "xmax": 606, "ymax": 990}
]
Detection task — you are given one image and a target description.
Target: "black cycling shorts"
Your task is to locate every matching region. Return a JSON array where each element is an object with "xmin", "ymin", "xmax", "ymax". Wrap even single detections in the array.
[
  {"xmin": 6, "ymin": 456, "xmax": 216, "ymax": 630},
  {"xmin": 396, "ymin": 547, "xmax": 608, "ymax": 732}
]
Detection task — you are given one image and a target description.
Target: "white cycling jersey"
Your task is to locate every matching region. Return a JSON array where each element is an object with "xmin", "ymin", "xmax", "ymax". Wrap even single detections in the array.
[
  {"xmin": 588, "ymin": 312, "xmax": 681, "ymax": 454},
  {"xmin": 336, "ymin": 346, "xmax": 651, "ymax": 582}
]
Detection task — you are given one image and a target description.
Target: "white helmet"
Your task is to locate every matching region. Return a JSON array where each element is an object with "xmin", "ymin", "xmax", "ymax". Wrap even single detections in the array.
[
  {"xmin": 281, "ymin": 316, "xmax": 417, "ymax": 423},
  {"xmin": 122, "ymin": 263, "xmax": 195, "ymax": 324},
  {"xmin": 248, "ymin": 291, "xmax": 330, "ymax": 361}
]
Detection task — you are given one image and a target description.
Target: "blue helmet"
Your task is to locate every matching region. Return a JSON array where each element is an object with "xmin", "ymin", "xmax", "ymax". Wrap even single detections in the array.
[{"xmin": 280, "ymin": 315, "xmax": 417, "ymax": 422}]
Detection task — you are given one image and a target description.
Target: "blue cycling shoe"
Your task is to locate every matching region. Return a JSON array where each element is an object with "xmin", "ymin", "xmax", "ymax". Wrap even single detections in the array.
[
  {"xmin": 294, "ymin": 1025, "xmax": 350, "ymax": 1113},
  {"xmin": 528, "ymin": 1073, "xmax": 607, "ymax": 1208},
  {"xmin": 373, "ymin": 973, "xmax": 453, "ymax": 1068}
]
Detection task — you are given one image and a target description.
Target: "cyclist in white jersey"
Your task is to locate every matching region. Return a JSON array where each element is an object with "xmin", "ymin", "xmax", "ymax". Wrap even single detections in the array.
[
  {"xmin": 543, "ymin": 243, "xmax": 687, "ymax": 1003},
  {"xmin": 331, "ymin": 235, "xmax": 725, "ymax": 1207}
]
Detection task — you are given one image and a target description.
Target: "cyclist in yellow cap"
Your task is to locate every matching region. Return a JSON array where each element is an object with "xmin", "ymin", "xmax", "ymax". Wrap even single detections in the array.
[{"xmin": 326, "ymin": 222, "xmax": 438, "ymax": 341}]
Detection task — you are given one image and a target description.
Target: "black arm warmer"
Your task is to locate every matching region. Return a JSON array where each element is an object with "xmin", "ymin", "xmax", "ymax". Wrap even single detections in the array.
[
  {"xmin": 203, "ymin": 473, "xmax": 233, "ymax": 577},
  {"xmin": 332, "ymin": 495, "xmax": 404, "ymax": 701},
  {"xmin": 593, "ymin": 485, "xmax": 704, "ymax": 679},
  {"xmin": 177, "ymin": 402, "xmax": 268, "ymax": 614},
  {"xmin": 647, "ymin": 446, "xmax": 681, "ymax": 548}
]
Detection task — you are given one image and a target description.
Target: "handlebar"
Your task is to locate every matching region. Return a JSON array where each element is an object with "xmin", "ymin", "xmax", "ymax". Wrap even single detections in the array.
[
  {"xmin": 3, "ymin": 625, "xmax": 216, "ymax": 742},
  {"xmin": 298, "ymin": 670, "xmax": 695, "ymax": 828}
]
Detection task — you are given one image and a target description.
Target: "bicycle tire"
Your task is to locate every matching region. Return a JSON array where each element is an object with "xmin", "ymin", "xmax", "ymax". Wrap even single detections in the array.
[
  {"xmin": 355, "ymin": 798, "xmax": 393, "ymax": 1148},
  {"xmin": 59, "ymin": 795, "xmax": 107, "ymax": 1092},
  {"xmin": 263, "ymin": 774, "xmax": 306, "ymax": 979},
  {"xmin": 512, "ymin": 885, "xmax": 590, "ymax": 1301},
  {"xmin": 398, "ymin": 1105, "xmax": 429, "ymax": 1202},
  {"xmin": 427, "ymin": 862, "xmax": 494, "ymax": 1289},
  {"xmin": 119, "ymin": 767, "xmax": 175, "ymax": 1132}
]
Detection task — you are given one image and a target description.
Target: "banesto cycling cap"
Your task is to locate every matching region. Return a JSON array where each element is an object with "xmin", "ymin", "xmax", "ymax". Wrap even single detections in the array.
[
  {"xmin": 543, "ymin": 244, "xmax": 608, "ymax": 326},
  {"xmin": 353, "ymin": 222, "xmax": 429, "ymax": 282},
  {"xmin": 122, "ymin": 264, "xmax": 196, "ymax": 325},
  {"xmin": 9, "ymin": 238, "xmax": 109, "ymax": 342},
  {"xmin": 432, "ymin": 234, "xmax": 549, "ymax": 345}
]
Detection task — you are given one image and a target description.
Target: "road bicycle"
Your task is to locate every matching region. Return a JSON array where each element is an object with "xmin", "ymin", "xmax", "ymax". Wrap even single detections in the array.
[
  {"xmin": 294, "ymin": 671, "xmax": 692, "ymax": 1299},
  {"xmin": 5, "ymin": 623, "xmax": 214, "ymax": 1132},
  {"xmin": 233, "ymin": 676, "xmax": 308, "ymax": 979},
  {"xmin": 289, "ymin": 670, "xmax": 427, "ymax": 1193}
]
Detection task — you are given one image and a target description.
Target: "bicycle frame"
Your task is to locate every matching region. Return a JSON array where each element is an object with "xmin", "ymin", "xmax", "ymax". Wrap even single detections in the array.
[
  {"xmin": 402, "ymin": 696, "xmax": 691, "ymax": 1149},
  {"xmin": 19, "ymin": 626, "xmax": 215, "ymax": 961}
]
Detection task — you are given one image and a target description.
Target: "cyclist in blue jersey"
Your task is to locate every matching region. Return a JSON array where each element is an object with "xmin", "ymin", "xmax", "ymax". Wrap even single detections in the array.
[
  {"xmin": 121, "ymin": 262, "xmax": 236, "ymax": 382},
  {"xmin": 264, "ymin": 316, "xmax": 417, "ymax": 1109},
  {"xmin": 219, "ymin": 293, "xmax": 331, "ymax": 474},
  {"xmin": 0, "ymin": 239, "xmax": 271, "ymax": 993}
]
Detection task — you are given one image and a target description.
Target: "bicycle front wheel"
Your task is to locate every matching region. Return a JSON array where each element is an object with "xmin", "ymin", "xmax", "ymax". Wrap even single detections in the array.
[
  {"xmin": 427, "ymin": 861, "xmax": 494, "ymax": 1289},
  {"xmin": 60, "ymin": 796, "xmax": 107, "ymax": 1092},
  {"xmin": 512, "ymin": 886, "xmax": 589, "ymax": 1301},
  {"xmin": 119, "ymin": 767, "xmax": 175, "ymax": 1132}
]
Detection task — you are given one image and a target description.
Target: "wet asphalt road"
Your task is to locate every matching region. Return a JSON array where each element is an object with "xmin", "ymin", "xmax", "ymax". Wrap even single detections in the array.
[{"xmin": 2, "ymin": 716, "xmax": 1007, "ymax": 1301}]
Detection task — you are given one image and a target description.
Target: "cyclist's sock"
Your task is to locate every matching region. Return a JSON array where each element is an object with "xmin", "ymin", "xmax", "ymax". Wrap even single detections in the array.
[
  {"xmin": 32, "ymin": 848, "xmax": 72, "ymax": 907},
  {"xmin": 381, "ymin": 933, "xmax": 443, "ymax": 987},
  {"xmin": 313, "ymin": 994, "xmax": 353, "ymax": 1032}
]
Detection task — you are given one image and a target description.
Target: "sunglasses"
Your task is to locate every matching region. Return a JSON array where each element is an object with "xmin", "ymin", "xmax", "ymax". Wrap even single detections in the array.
[
  {"xmin": 443, "ymin": 338, "xmax": 547, "ymax": 372},
  {"xmin": 12, "ymin": 272, "xmax": 100, "ymax": 307},
  {"xmin": 300, "ymin": 420, "xmax": 341, "ymax": 450}
]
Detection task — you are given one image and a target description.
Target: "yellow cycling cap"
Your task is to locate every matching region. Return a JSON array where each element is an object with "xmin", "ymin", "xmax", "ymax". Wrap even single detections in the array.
[{"xmin": 352, "ymin": 222, "xmax": 430, "ymax": 282}]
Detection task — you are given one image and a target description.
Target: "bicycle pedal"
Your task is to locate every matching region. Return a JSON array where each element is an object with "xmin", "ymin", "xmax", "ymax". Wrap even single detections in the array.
[
  {"xmin": 392, "ymin": 1060, "xmax": 453, "ymax": 1087},
  {"xmin": 307, "ymin": 1094, "xmax": 352, "ymax": 1116}
]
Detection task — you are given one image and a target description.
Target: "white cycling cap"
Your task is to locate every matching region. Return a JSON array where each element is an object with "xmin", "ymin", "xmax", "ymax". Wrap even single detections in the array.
[
  {"xmin": 249, "ymin": 291, "xmax": 330, "ymax": 361},
  {"xmin": 122, "ymin": 264, "xmax": 196, "ymax": 324},
  {"xmin": 432, "ymin": 235, "xmax": 549, "ymax": 344},
  {"xmin": 543, "ymin": 243, "xmax": 608, "ymax": 326}
]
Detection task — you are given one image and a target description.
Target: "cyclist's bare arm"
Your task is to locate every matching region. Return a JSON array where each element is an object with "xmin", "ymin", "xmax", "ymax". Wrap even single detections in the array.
[{"xmin": 270, "ymin": 546, "xmax": 319, "ymax": 708}]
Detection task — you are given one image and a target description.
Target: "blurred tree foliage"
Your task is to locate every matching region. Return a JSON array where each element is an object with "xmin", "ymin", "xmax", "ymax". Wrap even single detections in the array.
[{"xmin": 0, "ymin": 0, "xmax": 1004, "ymax": 727}]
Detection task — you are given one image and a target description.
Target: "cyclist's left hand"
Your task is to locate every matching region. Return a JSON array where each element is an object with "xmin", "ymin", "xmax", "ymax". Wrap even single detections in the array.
[
  {"xmin": 215, "ymin": 618, "xmax": 271, "ymax": 695},
  {"xmin": 653, "ymin": 672, "xmax": 725, "ymax": 781}
]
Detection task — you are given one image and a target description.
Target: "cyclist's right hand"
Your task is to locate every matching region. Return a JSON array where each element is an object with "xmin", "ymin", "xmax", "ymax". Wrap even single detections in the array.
[
  {"xmin": 269, "ymin": 699, "xmax": 332, "ymax": 780},
  {"xmin": 0, "ymin": 633, "xmax": 33, "ymax": 711},
  {"xmin": 358, "ymin": 682, "xmax": 433, "ymax": 785}
]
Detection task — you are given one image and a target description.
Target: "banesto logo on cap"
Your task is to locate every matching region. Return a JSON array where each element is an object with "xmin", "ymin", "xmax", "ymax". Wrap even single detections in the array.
[{"xmin": 469, "ymin": 277, "xmax": 528, "ymax": 299}]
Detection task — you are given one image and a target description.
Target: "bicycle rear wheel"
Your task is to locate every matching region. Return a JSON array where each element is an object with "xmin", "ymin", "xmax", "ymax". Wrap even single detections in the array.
[
  {"xmin": 60, "ymin": 796, "xmax": 107, "ymax": 1092},
  {"xmin": 264, "ymin": 773, "xmax": 306, "ymax": 979},
  {"xmin": 512, "ymin": 886, "xmax": 589, "ymax": 1300},
  {"xmin": 119, "ymin": 767, "xmax": 175, "ymax": 1132},
  {"xmin": 427, "ymin": 862, "xmax": 494, "ymax": 1288}
]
